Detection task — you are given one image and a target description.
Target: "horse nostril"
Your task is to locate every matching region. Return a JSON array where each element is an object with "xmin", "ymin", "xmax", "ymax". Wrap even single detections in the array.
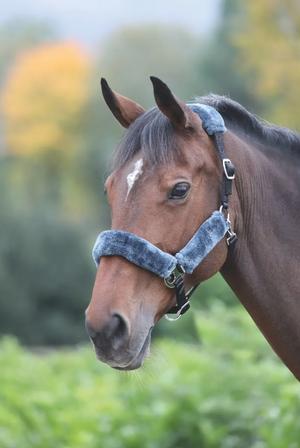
[
  {"xmin": 85, "ymin": 313, "xmax": 129, "ymax": 352},
  {"xmin": 106, "ymin": 313, "xmax": 129, "ymax": 350}
]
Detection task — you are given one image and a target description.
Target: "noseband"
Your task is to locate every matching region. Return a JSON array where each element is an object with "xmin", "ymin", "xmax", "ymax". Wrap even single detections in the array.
[{"xmin": 93, "ymin": 104, "xmax": 237, "ymax": 320}]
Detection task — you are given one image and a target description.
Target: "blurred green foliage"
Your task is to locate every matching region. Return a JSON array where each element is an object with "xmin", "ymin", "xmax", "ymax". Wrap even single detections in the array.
[
  {"xmin": 0, "ymin": 154, "xmax": 97, "ymax": 345},
  {"xmin": 99, "ymin": 25, "xmax": 200, "ymax": 106},
  {"xmin": 0, "ymin": 19, "xmax": 56, "ymax": 86},
  {"xmin": 194, "ymin": 0, "xmax": 264, "ymax": 113},
  {"xmin": 0, "ymin": 306, "xmax": 299, "ymax": 448},
  {"xmin": 234, "ymin": 0, "xmax": 300, "ymax": 128},
  {"xmin": 0, "ymin": 169, "xmax": 94, "ymax": 345}
]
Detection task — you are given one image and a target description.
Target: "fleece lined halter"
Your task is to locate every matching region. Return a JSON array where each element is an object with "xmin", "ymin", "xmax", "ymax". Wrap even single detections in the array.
[{"xmin": 93, "ymin": 104, "xmax": 237, "ymax": 320}]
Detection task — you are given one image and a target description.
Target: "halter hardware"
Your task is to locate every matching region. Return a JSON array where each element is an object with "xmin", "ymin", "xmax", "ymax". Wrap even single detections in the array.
[
  {"xmin": 225, "ymin": 214, "xmax": 238, "ymax": 246},
  {"xmin": 164, "ymin": 264, "xmax": 185, "ymax": 288},
  {"xmin": 164, "ymin": 264, "xmax": 191, "ymax": 320},
  {"xmin": 226, "ymin": 228, "xmax": 238, "ymax": 246},
  {"xmin": 219, "ymin": 207, "xmax": 238, "ymax": 247},
  {"xmin": 222, "ymin": 158, "xmax": 236, "ymax": 180}
]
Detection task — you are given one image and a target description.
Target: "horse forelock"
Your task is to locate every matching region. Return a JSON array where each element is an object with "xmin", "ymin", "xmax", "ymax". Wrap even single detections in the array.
[{"xmin": 112, "ymin": 107, "xmax": 181, "ymax": 170}]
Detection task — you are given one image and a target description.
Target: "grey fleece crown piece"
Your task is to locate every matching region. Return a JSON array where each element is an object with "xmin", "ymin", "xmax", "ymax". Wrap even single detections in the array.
[{"xmin": 188, "ymin": 103, "xmax": 227, "ymax": 135}]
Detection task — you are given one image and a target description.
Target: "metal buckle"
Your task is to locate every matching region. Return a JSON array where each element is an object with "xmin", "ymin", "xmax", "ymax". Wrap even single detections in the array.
[
  {"xmin": 222, "ymin": 158, "xmax": 235, "ymax": 180},
  {"xmin": 219, "ymin": 206, "xmax": 237, "ymax": 246},
  {"xmin": 164, "ymin": 264, "xmax": 185, "ymax": 289},
  {"xmin": 226, "ymin": 228, "xmax": 237, "ymax": 246},
  {"xmin": 225, "ymin": 214, "xmax": 237, "ymax": 246}
]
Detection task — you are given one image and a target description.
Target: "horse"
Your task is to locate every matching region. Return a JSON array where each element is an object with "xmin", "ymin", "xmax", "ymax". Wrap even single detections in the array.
[{"xmin": 85, "ymin": 76, "xmax": 300, "ymax": 380}]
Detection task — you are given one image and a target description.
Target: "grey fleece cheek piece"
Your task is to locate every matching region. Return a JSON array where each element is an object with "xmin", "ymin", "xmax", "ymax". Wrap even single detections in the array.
[{"xmin": 92, "ymin": 211, "xmax": 229, "ymax": 279}]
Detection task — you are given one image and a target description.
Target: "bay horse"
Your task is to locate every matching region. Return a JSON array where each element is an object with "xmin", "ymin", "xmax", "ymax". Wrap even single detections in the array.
[{"xmin": 86, "ymin": 76, "xmax": 300, "ymax": 380}]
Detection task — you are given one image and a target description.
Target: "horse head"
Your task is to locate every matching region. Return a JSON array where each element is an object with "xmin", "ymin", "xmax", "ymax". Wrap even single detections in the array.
[{"xmin": 85, "ymin": 77, "xmax": 235, "ymax": 370}]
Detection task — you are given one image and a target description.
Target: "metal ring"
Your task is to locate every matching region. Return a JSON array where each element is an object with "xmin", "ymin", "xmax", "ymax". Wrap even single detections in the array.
[
  {"xmin": 164, "ymin": 274, "xmax": 176, "ymax": 289},
  {"xmin": 164, "ymin": 265, "xmax": 185, "ymax": 289},
  {"xmin": 164, "ymin": 301, "xmax": 190, "ymax": 322},
  {"xmin": 220, "ymin": 205, "xmax": 229, "ymax": 219},
  {"xmin": 164, "ymin": 313, "xmax": 182, "ymax": 322}
]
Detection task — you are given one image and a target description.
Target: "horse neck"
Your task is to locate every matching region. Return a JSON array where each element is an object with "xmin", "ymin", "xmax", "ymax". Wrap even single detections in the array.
[{"xmin": 221, "ymin": 130, "xmax": 300, "ymax": 380}]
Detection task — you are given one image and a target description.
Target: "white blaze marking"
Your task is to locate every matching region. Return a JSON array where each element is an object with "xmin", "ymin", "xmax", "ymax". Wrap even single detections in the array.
[{"xmin": 126, "ymin": 158, "xmax": 143, "ymax": 199}]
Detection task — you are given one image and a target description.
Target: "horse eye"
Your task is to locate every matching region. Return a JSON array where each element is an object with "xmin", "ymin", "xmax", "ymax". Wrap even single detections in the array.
[{"xmin": 169, "ymin": 182, "xmax": 190, "ymax": 200}]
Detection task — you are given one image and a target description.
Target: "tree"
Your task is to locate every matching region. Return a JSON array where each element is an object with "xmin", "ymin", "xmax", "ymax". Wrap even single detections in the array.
[
  {"xmin": 234, "ymin": 0, "xmax": 300, "ymax": 129},
  {"xmin": 99, "ymin": 25, "xmax": 200, "ymax": 107},
  {"xmin": 0, "ymin": 18, "xmax": 56, "ymax": 86},
  {"xmin": 0, "ymin": 19, "xmax": 56, "ymax": 154},
  {"xmin": 193, "ymin": 0, "xmax": 264, "ymax": 113},
  {"xmin": 2, "ymin": 42, "xmax": 91, "ymax": 156},
  {"xmin": 0, "ymin": 200, "xmax": 95, "ymax": 345}
]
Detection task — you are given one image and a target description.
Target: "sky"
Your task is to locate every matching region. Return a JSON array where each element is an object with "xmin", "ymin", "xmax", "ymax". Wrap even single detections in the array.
[{"xmin": 0, "ymin": 0, "xmax": 222, "ymax": 47}]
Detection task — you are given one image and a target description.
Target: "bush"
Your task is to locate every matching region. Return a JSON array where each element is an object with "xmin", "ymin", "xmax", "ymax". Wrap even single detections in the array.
[
  {"xmin": 0, "ymin": 201, "xmax": 94, "ymax": 345},
  {"xmin": 0, "ymin": 305, "xmax": 299, "ymax": 448}
]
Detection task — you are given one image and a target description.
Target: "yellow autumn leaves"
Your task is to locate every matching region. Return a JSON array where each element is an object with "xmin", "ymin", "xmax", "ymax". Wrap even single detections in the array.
[
  {"xmin": 2, "ymin": 43, "xmax": 90, "ymax": 155},
  {"xmin": 235, "ymin": 0, "xmax": 300, "ymax": 128}
]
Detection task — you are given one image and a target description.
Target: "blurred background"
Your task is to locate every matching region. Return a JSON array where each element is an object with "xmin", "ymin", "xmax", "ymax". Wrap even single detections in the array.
[{"xmin": 1, "ymin": 0, "xmax": 300, "ymax": 447}]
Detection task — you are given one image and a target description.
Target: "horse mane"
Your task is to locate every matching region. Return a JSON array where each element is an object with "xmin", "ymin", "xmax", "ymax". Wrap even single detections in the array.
[
  {"xmin": 198, "ymin": 94, "xmax": 300, "ymax": 153},
  {"xmin": 113, "ymin": 94, "xmax": 300, "ymax": 170}
]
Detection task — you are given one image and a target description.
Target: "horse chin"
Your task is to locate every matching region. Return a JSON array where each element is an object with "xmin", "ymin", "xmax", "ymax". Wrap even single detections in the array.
[
  {"xmin": 95, "ymin": 327, "xmax": 152, "ymax": 371},
  {"xmin": 113, "ymin": 339, "xmax": 150, "ymax": 371}
]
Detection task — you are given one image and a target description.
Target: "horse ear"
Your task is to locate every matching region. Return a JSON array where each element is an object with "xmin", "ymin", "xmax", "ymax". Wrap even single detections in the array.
[
  {"xmin": 150, "ymin": 76, "xmax": 191, "ymax": 130},
  {"xmin": 101, "ymin": 78, "xmax": 145, "ymax": 128}
]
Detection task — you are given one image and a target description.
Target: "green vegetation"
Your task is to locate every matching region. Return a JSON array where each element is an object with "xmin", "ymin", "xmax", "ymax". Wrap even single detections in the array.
[
  {"xmin": 0, "ymin": 201, "xmax": 94, "ymax": 345},
  {"xmin": 0, "ymin": 305, "xmax": 299, "ymax": 448}
]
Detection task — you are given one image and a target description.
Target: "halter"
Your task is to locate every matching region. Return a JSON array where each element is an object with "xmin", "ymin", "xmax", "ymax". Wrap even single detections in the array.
[{"xmin": 92, "ymin": 104, "xmax": 237, "ymax": 320}]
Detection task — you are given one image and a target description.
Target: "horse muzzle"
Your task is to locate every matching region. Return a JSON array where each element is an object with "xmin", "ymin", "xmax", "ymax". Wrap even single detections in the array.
[{"xmin": 85, "ymin": 312, "xmax": 152, "ymax": 370}]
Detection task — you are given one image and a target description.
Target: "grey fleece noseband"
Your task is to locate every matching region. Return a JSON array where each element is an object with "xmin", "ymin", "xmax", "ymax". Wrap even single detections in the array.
[
  {"xmin": 93, "ymin": 104, "xmax": 237, "ymax": 319},
  {"xmin": 93, "ymin": 211, "xmax": 229, "ymax": 279}
]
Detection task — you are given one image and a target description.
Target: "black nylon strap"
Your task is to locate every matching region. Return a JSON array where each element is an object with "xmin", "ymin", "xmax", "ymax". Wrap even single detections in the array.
[
  {"xmin": 213, "ymin": 133, "xmax": 235, "ymax": 210},
  {"xmin": 213, "ymin": 132, "xmax": 226, "ymax": 160},
  {"xmin": 167, "ymin": 276, "xmax": 190, "ymax": 315}
]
